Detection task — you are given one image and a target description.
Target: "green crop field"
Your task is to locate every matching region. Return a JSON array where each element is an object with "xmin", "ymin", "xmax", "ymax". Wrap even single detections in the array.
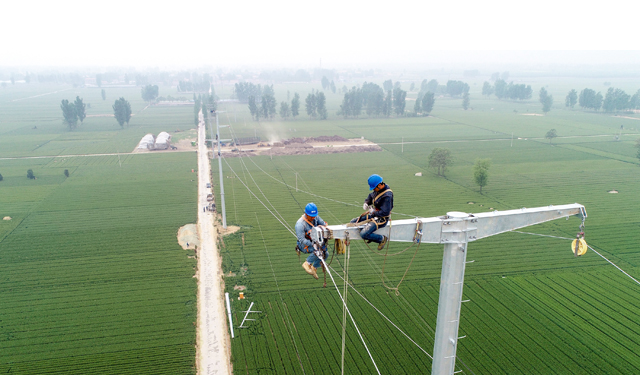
[
  {"xmin": 211, "ymin": 78, "xmax": 640, "ymax": 374},
  {"xmin": 0, "ymin": 84, "xmax": 198, "ymax": 374},
  {"xmin": 2, "ymin": 75, "xmax": 640, "ymax": 374}
]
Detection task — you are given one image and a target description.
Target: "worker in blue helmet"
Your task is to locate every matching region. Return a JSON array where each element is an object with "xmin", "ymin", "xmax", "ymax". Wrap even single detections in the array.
[
  {"xmin": 295, "ymin": 203, "xmax": 328, "ymax": 279},
  {"xmin": 349, "ymin": 174, "xmax": 394, "ymax": 250}
]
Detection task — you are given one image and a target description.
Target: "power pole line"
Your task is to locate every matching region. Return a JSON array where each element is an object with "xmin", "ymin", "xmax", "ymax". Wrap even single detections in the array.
[
  {"xmin": 209, "ymin": 110, "xmax": 227, "ymax": 229},
  {"xmin": 312, "ymin": 203, "xmax": 587, "ymax": 375}
]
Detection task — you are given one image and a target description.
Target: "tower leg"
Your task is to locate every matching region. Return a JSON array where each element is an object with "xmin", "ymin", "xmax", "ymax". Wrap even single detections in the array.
[{"xmin": 431, "ymin": 241, "xmax": 468, "ymax": 375}]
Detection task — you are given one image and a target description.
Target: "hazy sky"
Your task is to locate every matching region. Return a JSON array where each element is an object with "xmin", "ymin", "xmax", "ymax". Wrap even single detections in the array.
[{"xmin": 2, "ymin": 0, "xmax": 638, "ymax": 68}]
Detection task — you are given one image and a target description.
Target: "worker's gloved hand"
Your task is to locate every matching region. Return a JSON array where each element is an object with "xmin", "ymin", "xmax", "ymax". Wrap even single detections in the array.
[
  {"xmin": 363, "ymin": 202, "xmax": 369, "ymax": 210},
  {"xmin": 369, "ymin": 207, "xmax": 374, "ymax": 214},
  {"xmin": 313, "ymin": 242, "xmax": 320, "ymax": 251}
]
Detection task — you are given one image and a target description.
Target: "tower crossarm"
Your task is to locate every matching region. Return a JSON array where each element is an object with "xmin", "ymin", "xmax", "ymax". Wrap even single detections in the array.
[{"xmin": 310, "ymin": 203, "xmax": 586, "ymax": 244}]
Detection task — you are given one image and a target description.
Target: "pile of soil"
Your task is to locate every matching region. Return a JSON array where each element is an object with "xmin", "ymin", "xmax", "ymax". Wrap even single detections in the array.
[
  {"xmin": 284, "ymin": 142, "xmax": 312, "ymax": 148},
  {"xmin": 282, "ymin": 135, "xmax": 347, "ymax": 145},
  {"xmin": 177, "ymin": 224, "xmax": 200, "ymax": 249},
  {"xmin": 268, "ymin": 145, "xmax": 381, "ymax": 156},
  {"xmin": 310, "ymin": 135, "xmax": 348, "ymax": 142}
]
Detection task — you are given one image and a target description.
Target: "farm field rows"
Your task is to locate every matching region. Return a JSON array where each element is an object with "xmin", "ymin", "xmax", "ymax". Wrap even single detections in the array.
[
  {"xmin": 0, "ymin": 84, "xmax": 199, "ymax": 374},
  {"xmin": 2, "ymin": 77, "xmax": 640, "ymax": 374},
  {"xmin": 211, "ymin": 87, "xmax": 640, "ymax": 374}
]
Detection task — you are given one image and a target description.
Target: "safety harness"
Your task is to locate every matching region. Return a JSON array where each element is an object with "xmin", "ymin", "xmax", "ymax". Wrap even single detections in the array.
[
  {"xmin": 296, "ymin": 215, "xmax": 330, "ymax": 286},
  {"xmin": 349, "ymin": 188, "xmax": 393, "ymax": 229}
]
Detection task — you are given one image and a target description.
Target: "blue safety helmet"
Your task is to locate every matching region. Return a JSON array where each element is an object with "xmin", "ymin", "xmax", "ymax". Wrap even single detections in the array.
[
  {"xmin": 367, "ymin": 174, "xmax": 383, "ymax": 190},
  {"xmin": 305, "ymin": 202, "xmax": 318, "ymax": 217}
]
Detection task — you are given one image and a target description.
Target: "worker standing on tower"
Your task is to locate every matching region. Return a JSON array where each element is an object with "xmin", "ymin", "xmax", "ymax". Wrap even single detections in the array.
[
  {"xmin": 350, "ymin": 174, "xmax": 394, "ymax": 250},
  {"xmin": 295, "ymin": 203, "xmax": 328, "ymax": 279}
]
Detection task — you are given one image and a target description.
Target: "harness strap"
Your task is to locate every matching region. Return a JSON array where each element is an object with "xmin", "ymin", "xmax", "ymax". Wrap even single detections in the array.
[{"xmin": 373, "ymin": 188, "xmax": 392, "ymax": 204}]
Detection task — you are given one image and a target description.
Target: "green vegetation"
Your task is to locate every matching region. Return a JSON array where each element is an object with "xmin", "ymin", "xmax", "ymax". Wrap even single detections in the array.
[
  {"xmin": 112, "ymin": 97, "xmax": 132, "ymax": 127},
  {"xmin": 141, "ymin": 84, "xmax": 159, "ymax": 103},
  {"xmin": 2, "ymin": 72, "xmax": 640, "ymax": 374},
  {"xmin": 207, "ymin": 75, "xmax": 640, "ymax": 374},
  {"xmin": 428, "ymin": 148, "xmax": 453, "ymax": 176},
  {"xmin": 60, "ymin": 99, "xmax": 78, "ymax": 130},
  {"xmin": 473, "ymin": 158, "xmax": 490, "ymax": 193},
  {"xmin": 1, "ymin": 84, "xmax": 197, "ymax": 374}
]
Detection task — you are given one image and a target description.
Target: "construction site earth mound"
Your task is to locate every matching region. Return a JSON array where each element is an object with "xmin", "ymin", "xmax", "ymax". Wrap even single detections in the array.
[{"xmin": 222, "ymin": 136, "xmax": 380, "ymax": 157}]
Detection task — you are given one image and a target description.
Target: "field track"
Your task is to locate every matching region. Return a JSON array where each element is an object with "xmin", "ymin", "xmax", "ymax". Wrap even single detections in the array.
[{"xmin": 195, "ymin": 111, "xmax": 232, "ymax": 374}]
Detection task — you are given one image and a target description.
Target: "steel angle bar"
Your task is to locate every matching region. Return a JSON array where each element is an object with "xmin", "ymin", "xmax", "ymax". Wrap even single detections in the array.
[{"xmin": 472, "ymin": 203, "xmax": 586, "ymax": 241}]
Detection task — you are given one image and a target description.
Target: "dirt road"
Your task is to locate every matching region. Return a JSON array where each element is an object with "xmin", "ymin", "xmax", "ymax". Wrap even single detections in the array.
[{"xmin": 196, "ymin": 111, "xmax": 231, "ymax": 374}]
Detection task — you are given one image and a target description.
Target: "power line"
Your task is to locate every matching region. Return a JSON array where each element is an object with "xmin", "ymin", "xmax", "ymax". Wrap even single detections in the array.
[
  {"xmin": 513, "ymin": 231, "xmax": 640, "ymax": 287},
  {"xmin": 321, "ymin": 257, "xmax": 381, "ymax": 375},
  {"xmin": 223, "ymin": 158, "xmax": 296, "ymax": 238},
  {"xmin": 255, "ymin": 213, "xmax": 306, "ymax": 374},
  {"xmin": 327, "ymin": 263, "xmax": 433, "ymax": 360}
]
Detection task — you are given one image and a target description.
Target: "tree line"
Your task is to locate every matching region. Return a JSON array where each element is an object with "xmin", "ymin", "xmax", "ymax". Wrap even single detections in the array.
[
  {"xmin": 339, "ymin": 82, "xmax": 409, "ymax": 118},
  {"xmin": 60, "ymin": 97, "xmax": 86, "ymax": 130},
  {"xmin": 194, "ymin": 93, "xmax": 218, "ymax": 125},
  {"xmin": 565, "ymin": 87, "xmax": 640, "ymax": 112},
  {"xmin": 482, "ymin": 80, "xmax": 533, "ymax": 100},
  {"xmin": 0, "ymin": 168, "xmax": 71, "ymax": 183}
]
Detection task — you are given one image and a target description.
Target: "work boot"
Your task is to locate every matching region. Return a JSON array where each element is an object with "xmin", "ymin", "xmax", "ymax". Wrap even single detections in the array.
[
  {"xmin": 302, "ymin": 261, "xmax": 319, "ymax": 279},
  {"xmin": 377, "ymin": 236, "xmax": 388, "ymax": 250}
]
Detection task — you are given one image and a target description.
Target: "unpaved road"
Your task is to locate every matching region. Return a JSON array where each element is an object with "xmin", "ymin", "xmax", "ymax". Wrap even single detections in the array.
[{"xmin": 196, "ymin": 111, "xmax": 231, "ymax": 375}]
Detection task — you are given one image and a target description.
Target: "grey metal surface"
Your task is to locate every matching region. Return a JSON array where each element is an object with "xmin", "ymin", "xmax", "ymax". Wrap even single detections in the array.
[
  {"xmin": 309, "ymin": 204, "xmax": 586, "ymax": 375},
  {"xmin": 214, "ymin": 112, "xmax": 227, "ymax": 229},
  {"xmin": 310, "ymin": 204, "xmax": 586, "ymax": 245}
]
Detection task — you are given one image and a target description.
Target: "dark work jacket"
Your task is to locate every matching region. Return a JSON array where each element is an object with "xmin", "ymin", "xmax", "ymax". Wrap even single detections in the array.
[{"xmin": 364, "ymin": 184, "xmax": 393, "ymax": 219}]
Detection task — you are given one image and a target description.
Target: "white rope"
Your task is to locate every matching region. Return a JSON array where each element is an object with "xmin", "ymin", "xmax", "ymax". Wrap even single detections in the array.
[
  {"xmin": 255, "ymin": 213, "xmax": 307, "ymax": 374},
  {"xmin": 341, "ymin": 240, "xmax": 350, "ymax": 375},
  {"xmin": 513, "ymin": 231, "xmax": 640, "ymax": 287},
  {"xmin": 223, "ymin": 158, "xmax": 297, "ymax": 238},
  {"xmin": 327, "ymin": 264, "xmax": 434, "ymax": 359},
  {"xmin": 321, "ymin": 257, "xmax": 382, "ymax": 375}
]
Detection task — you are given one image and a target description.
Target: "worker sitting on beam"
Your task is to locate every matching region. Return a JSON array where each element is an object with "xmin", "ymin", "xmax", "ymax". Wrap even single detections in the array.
[
  {"xmin": 350, "ymin": 174, "xmax": 394, "ymax": 250},
  {"xmin": 296, "ymin": 203, "xmax": 328, "ymax": 279}
]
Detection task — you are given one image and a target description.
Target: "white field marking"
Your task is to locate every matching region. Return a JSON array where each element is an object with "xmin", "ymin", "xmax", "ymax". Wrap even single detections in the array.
[
  {"xmin": 377, "ymin": 134, "xmax": 613, "ymax": 145},
  {"xmin": 613, "ymin": 115, "xmax": 640, "ymax": 121},
  {"xmin": 0, "ymin": 134, "xmax": 615, "ymax": 162},
  {"xmin": 0, "ymin": 150, "xmax": 195, "ymax": 161},
  {"xmin": 9, "ymin": 88, "xmax": 72, "ymax": 102}
]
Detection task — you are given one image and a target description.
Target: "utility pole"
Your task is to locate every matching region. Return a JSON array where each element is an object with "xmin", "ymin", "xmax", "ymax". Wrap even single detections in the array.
[
  {"xmin": 311, "ymin": 203, "xmax": 587, "ymax": 375},
  {"xmin": 210, "ymin": 110, "xmax": 227, "ymax": 229}
]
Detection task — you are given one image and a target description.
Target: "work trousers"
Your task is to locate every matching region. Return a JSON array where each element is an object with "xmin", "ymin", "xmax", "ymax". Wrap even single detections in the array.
[{"xmin": 350, "ymin": 216, "xmax": 388, "ymax": 244}]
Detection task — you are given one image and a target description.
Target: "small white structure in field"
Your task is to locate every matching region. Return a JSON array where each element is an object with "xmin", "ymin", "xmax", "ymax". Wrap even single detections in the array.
[
  {"xmin": 415, "ymin": 172, "xmax": 422, "ymax": 177},
  {"xmin": 154, "ymin": 132, "xmax": 172, "ymax": 150},
  {"xmin": 137, "ymin": 134, "xmax": 155, "ymax": 149}
]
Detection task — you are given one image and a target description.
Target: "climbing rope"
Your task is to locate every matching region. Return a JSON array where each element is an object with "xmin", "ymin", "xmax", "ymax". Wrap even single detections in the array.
[
  {"xmin": 321, "ymin": 256, "xmax": 381, "ymax": 375},
  {"xmin": 341, "ymin": 232, "xmax": 350, "ymax": 375},
  {"xmin": 326, "ymin": 263, "xmax": 433, "ymax": 360},
  {"xmin": 359, "ymin": 219, "xmax": 424, "ymax": 295}
]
